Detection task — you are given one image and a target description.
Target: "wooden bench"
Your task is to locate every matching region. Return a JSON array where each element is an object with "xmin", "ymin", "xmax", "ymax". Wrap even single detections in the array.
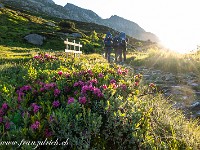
[{"xmin": 64, "ymin": 38, "xmax": 82, "ymax": 57}]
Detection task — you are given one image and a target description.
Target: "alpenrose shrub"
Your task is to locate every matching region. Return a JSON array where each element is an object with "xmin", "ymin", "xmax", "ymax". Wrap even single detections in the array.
[
  {"xmin": 1, "ymin": 53, "xmax": 189, "ymax": 149},
  {"xmin": 0, "ymin": 53, "xmax": 147, "ymax": 149}
]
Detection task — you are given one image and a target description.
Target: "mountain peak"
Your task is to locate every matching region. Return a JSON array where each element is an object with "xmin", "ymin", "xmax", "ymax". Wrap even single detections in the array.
[
  {"xmin": 44, "ymin": 0, "xmax": 55, "ymax": 4},
  {"xmin": 64, "ymin": 3, "xmax": 78, "ymax": 9},
  {"xmin": 64, "ymin": 3, "xmax": 102, "ymax": 23},
  {"xmin": 3, "ymin": 0, "xmax": 159, "ymax": 42}
]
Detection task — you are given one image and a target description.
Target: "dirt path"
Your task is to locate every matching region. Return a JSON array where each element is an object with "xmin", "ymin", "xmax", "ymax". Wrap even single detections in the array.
[{"xmin": 123, "ymin": 64, "xmax": 200, "ymax": 118}]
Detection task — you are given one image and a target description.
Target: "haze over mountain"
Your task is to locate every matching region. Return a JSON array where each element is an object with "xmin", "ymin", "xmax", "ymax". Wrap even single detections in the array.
[{"xmin": 3, "ymin": 0, "xmax": 159, "ymax": 42}]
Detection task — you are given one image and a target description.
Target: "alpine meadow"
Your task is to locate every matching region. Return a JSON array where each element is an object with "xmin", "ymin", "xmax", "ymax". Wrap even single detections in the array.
[{"xmin": 0, "ymin": 1, "xmax": 200, "ymax": 149}]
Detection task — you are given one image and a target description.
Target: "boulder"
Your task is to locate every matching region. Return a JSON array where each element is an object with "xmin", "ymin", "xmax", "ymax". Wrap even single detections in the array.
[
  {"xmin": 70, "ymin": 33, "xmax": 82, "ymax": 38},
  {"xmin": 0, "ymin": 3, "xmax": 4, "ymax": 8},
  {"xmin": 46, "ymin": 22, "xmax": 56, "ymax": 27},
  {"xmin": 24, "ymin": 34, "xmax": 46, "ymax": 45},
  {"xmin": 189, "ymin": 101, "xmax": 200, "ymax": 110}
]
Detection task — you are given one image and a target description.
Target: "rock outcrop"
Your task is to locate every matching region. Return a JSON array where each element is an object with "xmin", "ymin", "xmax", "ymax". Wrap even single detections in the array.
[{"xmin": 24, "ymin": 34, "xmax": 46, "ymax": 45}]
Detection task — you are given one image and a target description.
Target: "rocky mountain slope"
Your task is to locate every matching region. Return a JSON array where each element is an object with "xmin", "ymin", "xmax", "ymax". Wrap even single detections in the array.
[
  {"xmin": 103, "ymin": 15, "xmax": 159, "ymax": 42},
  {"xmin": 2, "ymin": 0, "xmax": 159, "ymax": 42}
]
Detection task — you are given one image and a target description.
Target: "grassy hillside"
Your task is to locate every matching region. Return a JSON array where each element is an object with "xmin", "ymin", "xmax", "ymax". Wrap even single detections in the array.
[
  {"xmin": 127, "ymin": 48, "xmax": 200, "ymax": 74},
  {"xmin": 0, "ymin": 5, "xmax": 146, "ymax": 57}
]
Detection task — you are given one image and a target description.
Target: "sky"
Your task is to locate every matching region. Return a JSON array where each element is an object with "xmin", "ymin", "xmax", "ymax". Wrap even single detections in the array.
[{"xmin": 53, "ymin": 0, "xmax": 200, "ymax": 53}]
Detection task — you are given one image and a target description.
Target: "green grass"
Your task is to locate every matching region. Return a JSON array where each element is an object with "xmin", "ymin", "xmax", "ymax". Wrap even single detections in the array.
[
  {"xmin": 127, "ymin": 48, "xmax": 200, "ymax": 75},
  {"xmin": 144, "ymin": 94, "xmax": 200, "ymax": 149}
]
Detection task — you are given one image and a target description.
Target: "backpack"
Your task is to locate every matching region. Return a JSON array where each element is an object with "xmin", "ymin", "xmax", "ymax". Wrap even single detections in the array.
[
  {"xmin": 104, "ymin": 32, "xmax": 113, "ymax": 47},
  {"xmin": 113, "ymin": 36, "xmax": 120, "ymax": 48},
  {"xmin": 119, "ymin": 32, "xmax": 127, "ymax": 47}
]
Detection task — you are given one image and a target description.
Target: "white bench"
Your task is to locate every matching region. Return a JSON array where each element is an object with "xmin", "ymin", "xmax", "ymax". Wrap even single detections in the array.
[{"xmin": 64, "ymin": 38, "xmax": 82, "ymax": 57}]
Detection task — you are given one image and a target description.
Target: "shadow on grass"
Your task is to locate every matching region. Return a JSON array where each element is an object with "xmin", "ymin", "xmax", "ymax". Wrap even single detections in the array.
[{"xmin": 0, "ymin": 57, "xmax": 31, "ymax": 65}]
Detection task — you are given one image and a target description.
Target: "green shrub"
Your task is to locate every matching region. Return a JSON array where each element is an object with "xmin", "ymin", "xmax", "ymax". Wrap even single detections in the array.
[{"xmin": 59, "ymin": 20, "xmax": 75, "ymax": 29}]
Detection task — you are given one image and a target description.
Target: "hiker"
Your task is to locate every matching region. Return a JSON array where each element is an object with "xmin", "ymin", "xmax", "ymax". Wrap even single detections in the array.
[
  {"xmin": 103, "ymin": 32, "xmax": 113, "ymax": 63},
  {"xmin": 119, "ymin": 32, "xmax": 128, "ymax": 62},
  {"xmin": 113, "ymin": 35, "xmax": 121, "ymax": 62}
]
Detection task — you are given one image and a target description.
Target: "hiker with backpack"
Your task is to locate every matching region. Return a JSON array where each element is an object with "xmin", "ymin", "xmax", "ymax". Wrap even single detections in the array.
[
  {"xmin": 118, "ymin": 32, "xmax": 128, "ymax": 62},
  {"xmin": 103, "ymin": 32, "xmax": 113, "ymax": 63},
  {"xmin": 113, "ymin": 35, "xmax": 121, "ymax": 62}
]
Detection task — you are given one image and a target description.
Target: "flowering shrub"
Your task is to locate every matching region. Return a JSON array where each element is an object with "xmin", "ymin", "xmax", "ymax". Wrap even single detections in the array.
[
  {"xmin": 33, "ymin": 53, "xmax": 57, "ymax": 62},
  {"xmin": 1, "ymin": 53, "xmax": 197, "ymax": 149}
]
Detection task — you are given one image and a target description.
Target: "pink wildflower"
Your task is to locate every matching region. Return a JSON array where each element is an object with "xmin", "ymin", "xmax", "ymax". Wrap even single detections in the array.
[
  {"xmin": 0, "ymin": 109, "xmax": 4, "ymax": 116},
  {"xmin": 123, "ymin": 69, "xmax": 128, "ymax": 75},
  {"xmin": 79, "ymin": 96, "xmax": 87, "ymax": 104},
  {"xmin": 2, "ymin": 103, "xmax": 8, "ymax": 110},
  {"xmin": 44, "ymin": 83, "xmax": 56, "ymax": 90},
  {"xmin": 65, "ymin": 73, "xmax": 70, "ymax": 78},
  {"xmin": 81, "ymin": 85, "xmax": 90, "ymax": 94},
  {"xmin": 44, "ymin": 53, "xmax": 50, "ymax": 58},
  {"xmin": 68, "ymin": 97, "xmax": 74, "ymax": 104},
  {"xmin": 5, "ymin": 121, "xmax": 10, "ymax": 130},
  {"xmin": 110, "ymin": 79, "xmax": 116, "ymax": 84},
  {"xmin": 52, "ymin": 100, "xmax": 60, "ymax": 108},
  {"xmin": 54, "ymin": 89, "xmax": 60, "ymax": 97},
  {"xmin": 58, "ymin": 71, "xmax": 63, "ymax": 76},
  {"xmin": 31, "ymin": 121, "xmax": 40, "ymax": 130},
  {"xmin": 87, "ymin": 69, "xmax": 93, "ymax": 75},
  {"xmin": 98, "ymin": 73, "xmax": 104, "ymax": 78},
  {"xmin": 93, "ymin": 87, "xmax": 103, "ymax": 97},
  {"xmin": 21, "ymin": 85, "xmax": 31, "ymax": 91},
  {"xmin": 90, "ymin": 78, "xmax": 98, "ymax": 84},
  {"xmin": 149, "ymin": 83, "xmax": 155, "ymax": 87},
  {"xmin": 33, "ymin": 55, "xmax": 39, "ymax": 59},
  {"xmin": 40, "ymin": 87, "xmax": 45, "ymax": 92},
  {"xmin": 31, "ymin": 103, "xmax": 41, "ymax": 113},
  {"xmin": 17, "ymin": 91, "xmax": 24, "ymax": 102},
  {"xmin": 120, "ymin": 84, "xmax": 127, "ymax": 90},
  {"xmin": 73, "ymin": 82, "xmax": 79, "ymax": 87},
  {"xmin": 44, "ymin": 128, "xmax": 53, "ymax": 138},
  {"xmin": 111, "ymin": 83, "xmax": 118, "ymax": 89},
  {"xmin": 134, "ymin": 82, "xmax": 139, "ymax": 87},
  {"xmin": 117, "ymin": 68, "xmax": 123, "ymax": 75},
  {"xmin": 101, "ymin": 84, "xmax": 107, "ymax": 89}
]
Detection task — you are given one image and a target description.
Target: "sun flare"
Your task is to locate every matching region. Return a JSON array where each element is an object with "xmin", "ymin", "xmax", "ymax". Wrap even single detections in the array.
[{"xmin": 159, "ymin": 32, "xmax": 199, "ymax": 54}]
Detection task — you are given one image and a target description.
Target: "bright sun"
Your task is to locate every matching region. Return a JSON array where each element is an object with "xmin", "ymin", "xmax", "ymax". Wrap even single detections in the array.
[
  {"xmin": 160, "ymin": 38, "xmax": 197, "ymax": 54},
  {"xmin": 157, "ymin": 26, "xmax": 199, "ymax": 54}
]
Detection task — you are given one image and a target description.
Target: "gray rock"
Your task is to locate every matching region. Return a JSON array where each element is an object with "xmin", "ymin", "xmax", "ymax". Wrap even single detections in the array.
[
  {"xmin": 190, "ymin": 101, "xmax": 200, "ymax": 109},
  {"xmin": 24, "ymin": 34, "xmax": 46, "ymax": 45},
  {"xmin": 187, "ymin": 81, "xmax": 199, "ymax": 87},
  {"xmin": 173, "ymin": 102, "xmax": 185, "ymax": 110},
  {"xmin": 46, "ymin": 22, "xmax": 56, "ymax": 27},
  {"xmin": 165, "ymin": 73, "xmax": 175, "ymax": 81},
  {"xmin": 0, "ymin": 3, "xmax": 4, "ymax": 8},
  {"xmin": 143, "ymin": 74, "xmax": 151, "ymax": 80},
  {"xmin": 191, "ymin": 110, "xmax": 200, "ymax": 118},
  {"xmin": 196, "ymin": 92, "xmax": 200, "ymax": 96},
  {"xmin": 70, "ymin": 33, "xmax": 82, "ymax": 38}
]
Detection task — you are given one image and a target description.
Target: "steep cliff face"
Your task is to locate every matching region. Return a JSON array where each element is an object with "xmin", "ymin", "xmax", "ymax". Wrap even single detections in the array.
[
  {"xmin": 64, "ymin": 3, "xmax": 102, "ymax": 23},
  {"xmin": 103, "ymin": 15, "xmax": 145, "ymax": 40},
  {"xmin": 2, "ymin": 0, "xmax": 159, "ymax": 42},
  {"xmin": 3, "ymin": 0, "xmax": 70, "ymax": 19}
]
